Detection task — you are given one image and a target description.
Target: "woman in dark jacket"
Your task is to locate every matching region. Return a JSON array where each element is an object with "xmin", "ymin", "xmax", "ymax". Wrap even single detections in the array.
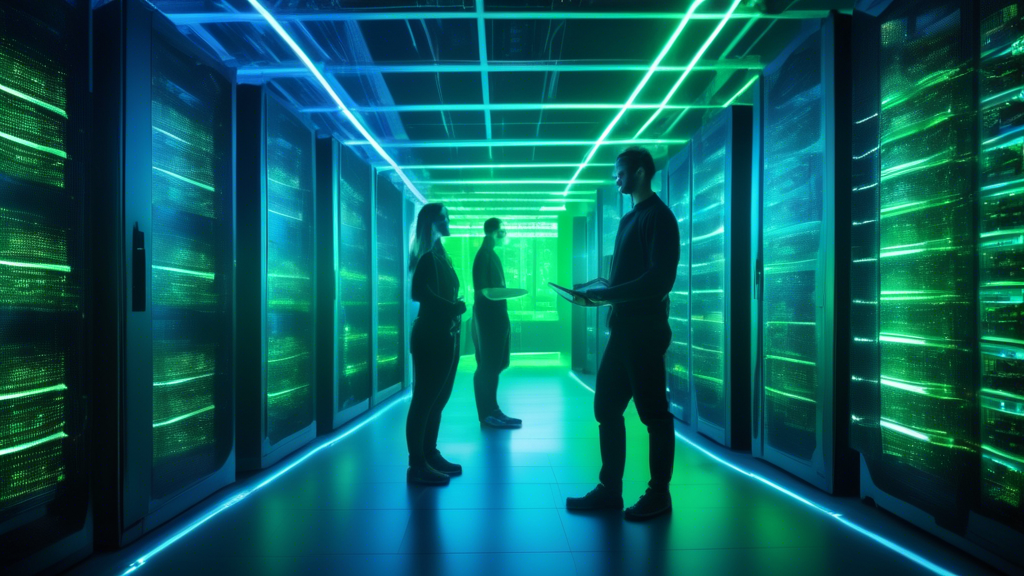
[{"xmin": 406, "ymin": 203, "xmax": 466, "ymax": 485}]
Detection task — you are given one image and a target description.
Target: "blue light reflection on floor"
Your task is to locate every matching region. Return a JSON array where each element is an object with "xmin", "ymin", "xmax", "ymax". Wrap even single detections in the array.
[{"xmin": 568, "ymin": 371, "xmax": 958, "ymax": 576}]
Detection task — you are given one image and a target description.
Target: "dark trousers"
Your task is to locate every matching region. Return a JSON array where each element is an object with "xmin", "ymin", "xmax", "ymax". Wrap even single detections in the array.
[
  {"xmin": 472, "ymin": 312, "xmax": 510, "ymax": 420},
  {"xmin": 595, "ymin": 318, "xmax": 674, "ymax": 492},
  {"xmin": 407, "ymin": 319, "xmax": 461, "ymax": 467}
]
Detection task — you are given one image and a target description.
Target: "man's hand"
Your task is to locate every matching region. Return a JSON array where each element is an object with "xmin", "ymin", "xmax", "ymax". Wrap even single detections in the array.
[{"xmin": 453, "ymin": 300, "xmax": 467, "ymax": 316}]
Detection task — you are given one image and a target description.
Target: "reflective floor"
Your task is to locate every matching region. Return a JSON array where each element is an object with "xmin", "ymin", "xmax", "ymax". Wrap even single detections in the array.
[{"xmin": 71, "ymin": 364, "xmax": 1003, "ymax": 576}]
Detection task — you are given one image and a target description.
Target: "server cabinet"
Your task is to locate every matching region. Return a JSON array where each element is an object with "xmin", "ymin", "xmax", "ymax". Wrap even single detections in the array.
[
  {"xmin": 403, "ymin": 197, "xmax": 415, "ymax": 389},
  {"xmin": 690, "ymin": 106, "xmax": 752, "ymax": 449},
  {"xmin": 572, "ymin": 216, "xmax": 589, "ymax": 373},
  {"xmin": 975, "ymin": 0, "xmax": 1024, "ymax": 549},
  {"xmin": 755, "ymin": 14, "xmax": 854, "ymax": 493},
  {"xmin": 1, "ymin": 0, "xmax": 93, "ymax": 572},
  {"xmin": 315, "ymin": 139, "xmax": 372, "ymax": 431},
  {"xmin": 375, "ymin": 175, "xmax": 406, "ymax": 402},
  {"xmin": 597, "ymin": 187, "xmax": 623, "ymax": 364},
  {"xmin": 585, "ymin": 212, "xmax": 600, "ymax": 374},
  {"xmin": 94, "ymin": 0, "xmax": 235, "ymax": 546},
  {"xmin": 237, "ymin": 85, "xmax": 316, "ymax": 470},
  {"xmin": 666, "ymin": 146, "xmax": 693, "ymax": 424}
]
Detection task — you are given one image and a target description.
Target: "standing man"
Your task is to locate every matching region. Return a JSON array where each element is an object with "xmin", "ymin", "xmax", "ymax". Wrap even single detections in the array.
[
  {"xmin": 473, "ymin": 218, "xmax": 526, "ymax": 429},
  {"xmin": 566, "ymin": 147, "xmax": 680, "ymax": 520}
]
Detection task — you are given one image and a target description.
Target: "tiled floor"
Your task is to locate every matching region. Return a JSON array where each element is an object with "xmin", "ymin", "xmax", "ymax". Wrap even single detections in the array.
[{"xmin": 70, "ymin": 365, "xmax": 1004, "ymax": 576}]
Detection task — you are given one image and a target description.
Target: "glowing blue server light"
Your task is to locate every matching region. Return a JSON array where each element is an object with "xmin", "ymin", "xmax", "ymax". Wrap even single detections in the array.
[{"xmin": 246, "ymin": 0, "xmax": 426, "ymax": 203}]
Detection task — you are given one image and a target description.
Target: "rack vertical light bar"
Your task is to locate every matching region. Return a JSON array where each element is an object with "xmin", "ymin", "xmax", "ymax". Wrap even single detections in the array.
[
  {"xmin": 666, "ymin": 145, "xmax": 693, "ymax": 424},
  {"xmin": 237, "ymin": 85, "xmax": 317, "ymax": 470},
  {"xmin": 0, "ymin": 0, "xmax": 92, "ymax": 572},
  {"xmin": 755, "ymin": 13, "xmax": 855, "ymax": 493},
  {"xmin": 690, "ymin": 106, "xmax": 752, "ymax": 449},
  {"xmin": 93, "ymin": 0, "xmax": 236, "ymax": 547}
]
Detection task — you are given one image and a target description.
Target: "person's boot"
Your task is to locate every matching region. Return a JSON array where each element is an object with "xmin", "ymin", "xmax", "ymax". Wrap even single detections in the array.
[
  {"xmin": 624, "ymin": 488, "xmax": 672, "ymax": 521},
  {"xmin": 407, "ymin": 465, "xmax": 450, "ymax": 485},
  {"xmin": 495, "ymin": 409, "xmax": 522, "ymax": 428},
  {"xmin": 565, "ymin": 483, "xmax": 624, "ymax": 511},
  {"xmin": 481, "ymin": 409, "xmax": 519, "ymax": 429},
  {"xmin": 426, "ymin": 452, "xmax": 462, "ymax": 476}
]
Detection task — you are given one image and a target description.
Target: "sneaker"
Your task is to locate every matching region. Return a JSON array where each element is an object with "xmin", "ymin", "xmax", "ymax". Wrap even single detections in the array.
[
  {"xmin": 565, "ymin": 484, "xmax": 624, "ymax": 511},
  {"xmin": 624, "ymin": 488, "xmax": 672, "ymax": 521},
  {"xmin": 407, "ymin": 465, "xmax": 450, "ymax": 486},
  {"xmin": 426, "ymin": 452, "xmax": 462, "ymax": 476},
  {"xmin": 495, "ymin": 410, "xmax": 522, "ymax": 428},
  {"xmin": 481, "ymin": 413, "xmax": 519, "ymax": 429}
]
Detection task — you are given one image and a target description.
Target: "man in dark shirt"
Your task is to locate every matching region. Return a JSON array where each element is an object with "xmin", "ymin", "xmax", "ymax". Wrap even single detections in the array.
[
  {"xmin": 472, "ymin": 218, "xmax": 526, "ymax": 428},
  {"xmin": 566, "ymin": 147, "xmax": 680, "ymax": 521}
]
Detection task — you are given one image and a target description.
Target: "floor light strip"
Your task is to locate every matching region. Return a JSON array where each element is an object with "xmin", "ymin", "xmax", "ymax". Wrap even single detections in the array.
[
  {"xmin": 568, "ymin": 371, "xmax": 957, "ymax": 576},
  {"xmin": 120, "ymin": 392, "xmax": 413, "ymax": 575},
  {"xmin": 246, "ymin": 0, "xmax": 426, "ymax": 203}
]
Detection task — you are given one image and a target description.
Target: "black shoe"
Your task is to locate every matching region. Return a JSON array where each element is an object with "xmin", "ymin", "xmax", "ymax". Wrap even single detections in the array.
[
  {"xmin": 481, "ymin": 413, "xmax": 519, "ymax": 429},
  {"xmin": 566, "ymin": 484, "xmax": 624, "ymax": 511},
  {"xmin": 624, "ymin": 488, "xmax": 672, "ymax": 521},
  {"xmin": 426, "ymin": 452, "xmax": 462, "ymax": 476},
  {"xmin": 407, "ymin": 465, "xmax": 450, "ymax": 486},
  {"xmin": 495, "ymin": 410, "xmax": 522, "ymax": 427}
]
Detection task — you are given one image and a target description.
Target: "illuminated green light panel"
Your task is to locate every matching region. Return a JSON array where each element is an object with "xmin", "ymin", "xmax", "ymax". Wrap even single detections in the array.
[
  {"xmin": 979, "ymin": 0, "xmax": 1024, "ymax": 520},
  {"xmin": 337, "ymin": 148, "xmax": 372, "ymax": 410},
  {"xmin": 265, "ymin": 96, "xmax": 314, "ymax": 444},
  {"xmin": 445, "ymin": 213, "xmax": 559, "ymax": 327},
  {"xmin": 0, "ymin": 2, "xmax": 76, "ymax": 512},
  {"xmin": 666, "ymin": 150, "xmax": 691, "ymax": 422},
  {"xmin": 876, "ymin": 7, "xmax": 976, "ymax": 481},
  {"xmin": 150, "ymin": 35, "xmax": 231, "ymax": 497},
  {"xmin": 376, "ymin": 179, "xmax": 404, "ymax": 387},
  {"xmin": 761, "ymin": 28, "xmax": 825, "ymax": 461},
  {"xmin": 690, "ymin": 113, "xmax": 728, "ymax": 429}
]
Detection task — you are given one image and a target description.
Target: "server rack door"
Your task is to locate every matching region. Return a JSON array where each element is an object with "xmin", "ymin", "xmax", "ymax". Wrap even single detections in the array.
[
  {"xmin": 93, "ymin": 0, "xmax": 235, "ymax": 545},
  {"xmin": 375, "ymin": 176, "xmax": 406, "ymax": 402},
  {"xmin": 972, "ymin": 0, "xmax": 1024, "ymax": 556},
  {"xmin": 691, "ymin": 106, "xmax": 752, "ymax": 449},
  {"xmin": 0, "ymin": 0, "xmax": 93, "ymax": 572},
  {"xmin": 758, "ymin": 14, "xmax": 853, "ymax": 493},
  {"xmin": 315, "ymin": 138, "xmax": 340, "ymax": 433},
  {"xmin": 572, "ymin": 217, "xmax": 588, "ymax": 372},
  {"xmin": 237, "ymin": 86, "xmax": 316, "ymax": 471},
  {"xmin": 666, "ymin": 146, "xmax": 693, "ymax": 424}
]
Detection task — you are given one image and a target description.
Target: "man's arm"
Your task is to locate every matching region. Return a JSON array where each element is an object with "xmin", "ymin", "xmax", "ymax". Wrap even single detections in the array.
[
  {"xmin": 482, "ymin": 288, "xmax": 527, "ymax": 300},
  {"xmin": 585, "ymin": 210, "xmax": 680, "ymax": 304}
]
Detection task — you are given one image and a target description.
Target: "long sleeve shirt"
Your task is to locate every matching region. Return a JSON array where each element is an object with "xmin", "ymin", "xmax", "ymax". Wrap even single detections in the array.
[
  {"xmin": 412, "ymin": 249, "xmax": 461, "ymax": 332},
  {"xmin": 589, "ymin": 193, "xmax": 679, "ymax": 321},
  {"xmin": 472, "ymin": 238, "xmax": 508, "ymax": 321}
]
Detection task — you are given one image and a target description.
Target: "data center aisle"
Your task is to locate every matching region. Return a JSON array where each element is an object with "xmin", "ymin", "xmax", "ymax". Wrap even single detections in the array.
[{"xmin": 70, "ymin": 365, "xmax": 1002, "ymax": 576}]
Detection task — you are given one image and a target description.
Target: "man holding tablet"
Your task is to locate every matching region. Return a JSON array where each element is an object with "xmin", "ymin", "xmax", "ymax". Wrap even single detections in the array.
[{"xmin": 564, "ymin": 147, "xmax": 680, "ymax": 520}]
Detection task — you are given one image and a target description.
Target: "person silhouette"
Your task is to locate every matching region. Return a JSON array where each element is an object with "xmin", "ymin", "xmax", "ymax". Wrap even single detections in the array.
[
  {"xmin": 405, "ymin": 203, "xmax": 466, "ymax": 485},
  {"xmin": 566, "ymin": 147, "xmax": 680, "ymax": 520}
]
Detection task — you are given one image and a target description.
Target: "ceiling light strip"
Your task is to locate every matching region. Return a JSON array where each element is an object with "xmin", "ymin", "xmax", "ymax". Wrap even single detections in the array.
[
  {"xmin": 343, "ymin": 138, "xmax": 687, "ymax": 148},
  {"xmin": 167, "ymin": 11, "xmax": 830, "ymax": 25},
  {"xmin": 633, "ymin": 0, "xmax": 745, "ymax": 139},
  {"xmin": 562, "ymin": 0, "xmax": 706, "ymax": 196},
  {"xmin": 721, "ymin": 74, "xmax": 759, "ymax": 108},
  {"xmin": 414, "ymin": 179, "xmax": 603, "ymax": 185},
  {"xmin": 380, "ymin": 162, "xmax": 614, "ymax": 171},
  {"xmin": 313, "ymin": 104, "xmax": 720, "ymax": 113},
  {"xmin": 235, "ymin": 60, "xmax": 764, "ymax": 77},
  {"xmin": 245, "ymin": 0, "xmax": 426, "ymax": 203},
  {"xmin": 476, "ymin": 2, "xmax": 493, "ymax": 151}
]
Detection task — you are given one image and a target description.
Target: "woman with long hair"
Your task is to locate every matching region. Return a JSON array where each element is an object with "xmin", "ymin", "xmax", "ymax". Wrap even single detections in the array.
[{"xmin": 406, "ymin": 203, "xmax": 466, "ymax": 485}]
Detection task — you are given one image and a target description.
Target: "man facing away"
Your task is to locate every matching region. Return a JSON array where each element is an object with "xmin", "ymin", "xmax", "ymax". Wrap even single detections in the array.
[
  {"xmin": 472, "ymin": 218, "xmax": 527, "ymax": 429},
  {"xmin": 566, "ymin": 147, "xmax": 680, "ymax": 521}
]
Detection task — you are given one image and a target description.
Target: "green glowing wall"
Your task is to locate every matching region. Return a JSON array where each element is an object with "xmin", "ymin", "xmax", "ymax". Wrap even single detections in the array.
[
  {"xmin": 0, "ymin": 0, "xmax": 81, "ymax": 515},
  {"xmin": 149, "ymin": 32, "xmax": 231, "ymax": 499},
  {"xmin": 979, "ymin": 0, "xmax": 1024, "ymax": 528},
  {"xmin": 265, "ymin": 95, "xmax": 315, "ymax": 444}
]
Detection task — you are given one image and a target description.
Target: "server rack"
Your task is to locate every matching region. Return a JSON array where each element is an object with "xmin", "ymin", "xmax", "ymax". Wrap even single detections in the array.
[
  {"xmin": 585, "ymin": 211, "xmax": 600, "ymax": 374},
  {"xmin": 754, "ymin": 14, "xmax": 854, "ymax": 493},
  {"xmin": 237, "ymin": 85, "xmax": 316, "ymax": 470},
  {"xmin": 403, "ymin": 197, "xmax": 415, "ymax": 389},
  {"xmin": 571, "ymin": 216, "xmax": 589, "ymax": 373},
  {"xmin": 374, "ymin": 175, "xmax": 406, "ymax": 402},
  {"xmin": 596, "ymin": 187, "xmax": 623, "ymax": 364},
  {"xmin": 315, "ymin": 139, "xmax": 372, "ymax": 431},
  {"xmin": 690, "ymin": 106, "xmax": 752, "ymax": 449},
  {"xmin": 93, "ymin": 0, "xmax": 235, "ymax": 546},
  {"xmin": 1, "ymin": 0, "xmax": 93, "ymax": 572},
  {"xmin": 666, "ymin": 146, "xmax": 693, "ymax": 424}
]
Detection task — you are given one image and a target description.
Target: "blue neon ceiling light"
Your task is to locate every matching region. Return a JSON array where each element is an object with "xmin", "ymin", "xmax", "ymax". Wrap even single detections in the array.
[
  {"xmin": 119, "ymin": 392, "xmax": 413, "ymax": 575},
  {"xmin": 567, "ymin": 371, "xmax": 958, "ymax": 576},
  {"xmin": 245, "ymin": 0, "xmax": 427, "ymax": 203}
]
